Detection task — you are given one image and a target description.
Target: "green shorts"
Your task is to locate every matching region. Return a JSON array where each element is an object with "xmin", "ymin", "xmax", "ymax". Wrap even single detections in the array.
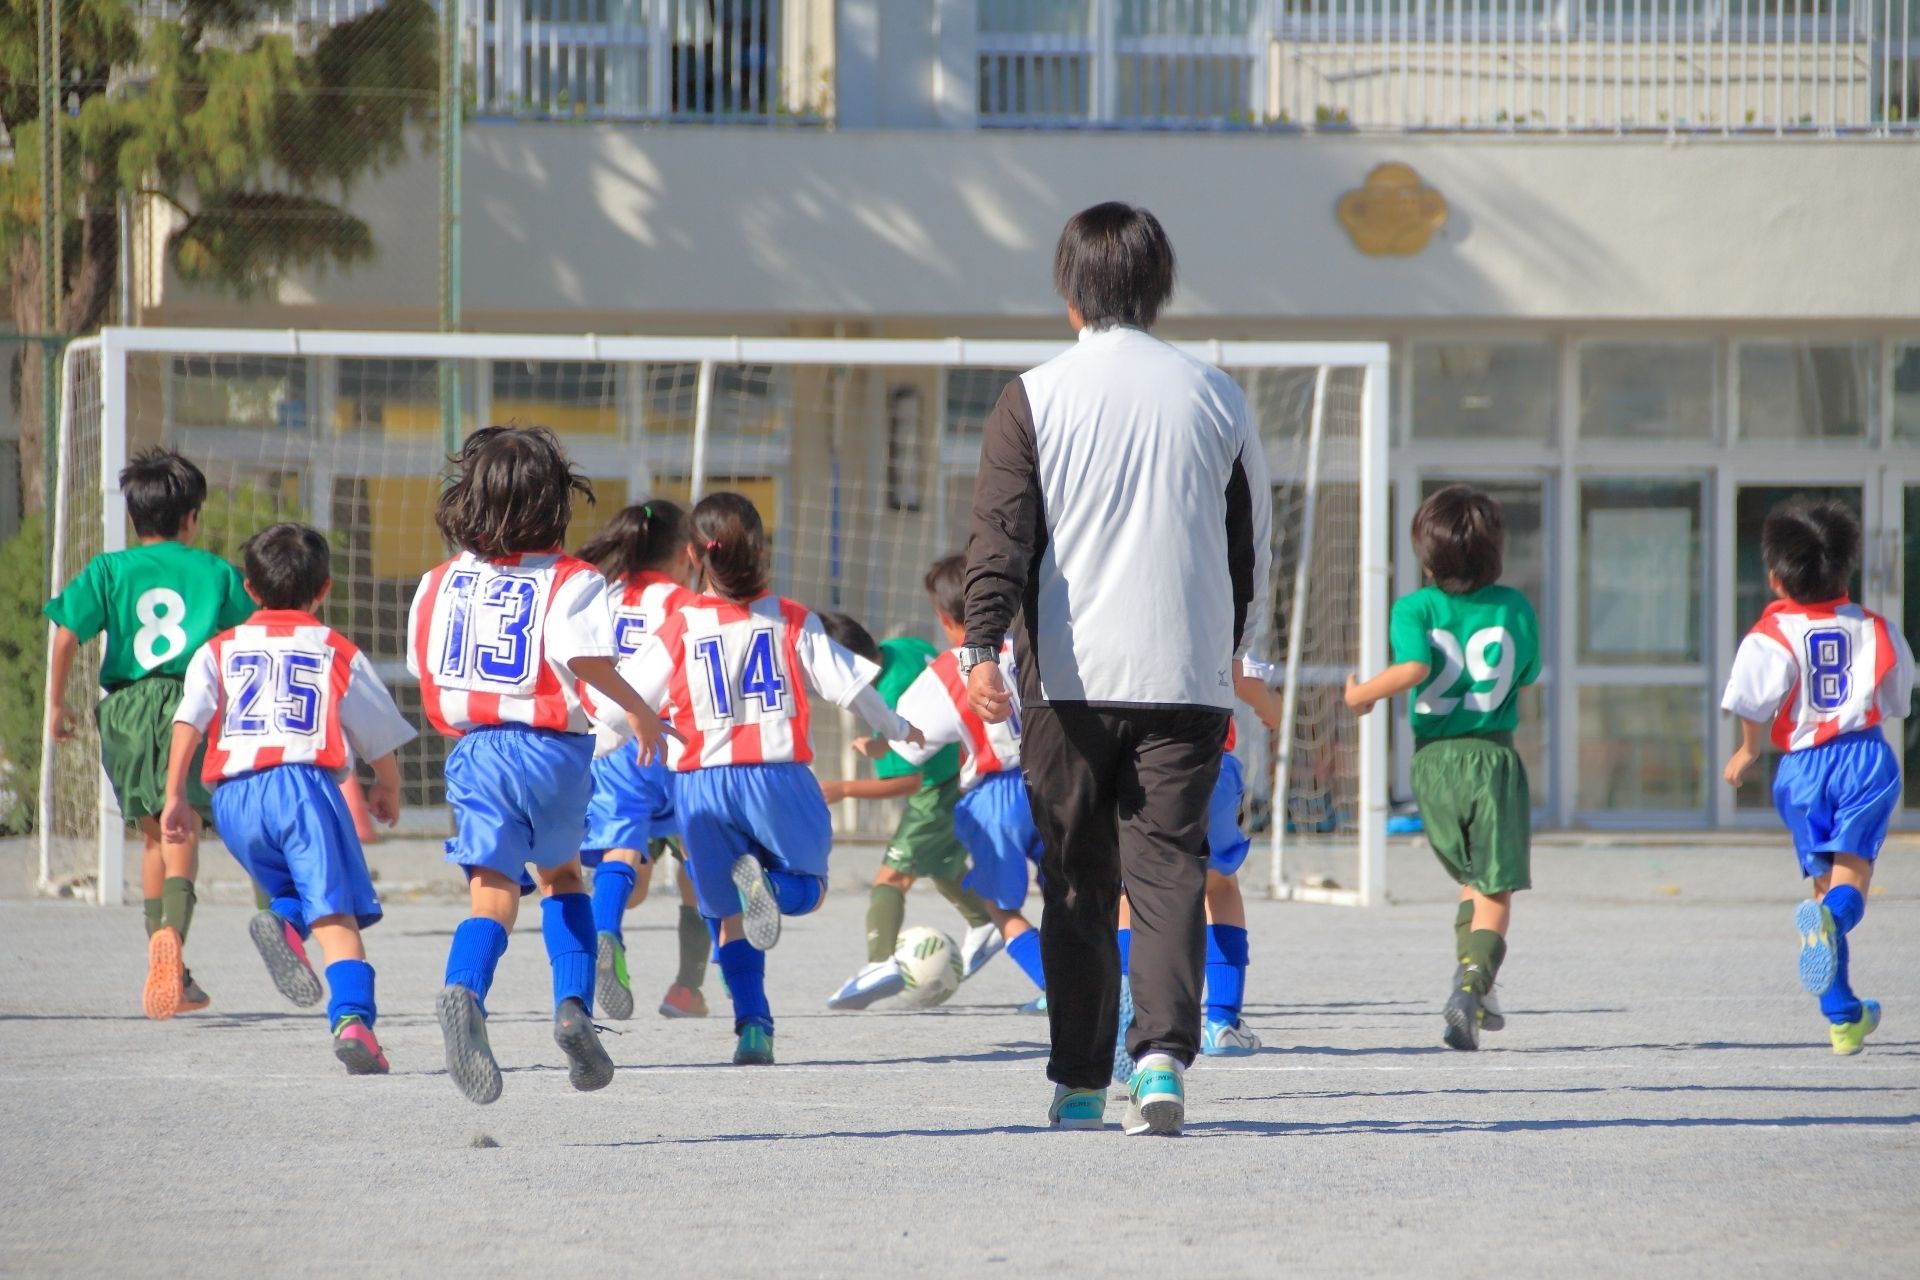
[
  {"xmin": 880, "ymin": 775, "xmax": 970, "ymax": 882},
  {"xmin": 1411, "ymin": 733, "xmax": 1531, "ymax": 895},
  {"xmin": 96, "ymin": 677, "xmax": 211, "ymax": 822}
]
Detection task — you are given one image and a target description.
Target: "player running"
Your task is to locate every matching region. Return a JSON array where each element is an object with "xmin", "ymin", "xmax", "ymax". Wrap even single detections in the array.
[{"xmin": 411, "ymin": 426, "xmax": 674, "ymax": 1105}]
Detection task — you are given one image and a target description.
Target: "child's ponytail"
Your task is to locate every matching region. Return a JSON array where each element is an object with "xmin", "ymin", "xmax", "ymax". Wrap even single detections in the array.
[
  {"xmin": 689, "ymin": 492, "xmax": 772, "ymax": 601},
  {"xmin": 577, "ymin": 499, "xmax": 690, "ymax": 582}
]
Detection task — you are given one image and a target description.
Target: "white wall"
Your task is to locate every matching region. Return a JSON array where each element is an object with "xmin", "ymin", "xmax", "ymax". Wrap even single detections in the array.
[{"xmin": 149, "ymin": 127, "xmax": 1920, "ymax": 329}]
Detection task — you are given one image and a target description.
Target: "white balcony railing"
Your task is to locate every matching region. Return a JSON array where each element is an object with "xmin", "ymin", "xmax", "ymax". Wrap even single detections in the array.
[{"xmin": 978, "ymin": 0, "xmax": 1918, "ymax": 132}]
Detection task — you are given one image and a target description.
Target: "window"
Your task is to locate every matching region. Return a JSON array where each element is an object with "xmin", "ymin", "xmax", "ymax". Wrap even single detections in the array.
[
  {"xmin": 943, "ymin": 368, "xmax": 1022, "ymax": 441},
  {"xmin": 1893, "ymin": 343, "xmax": 1920, "ymax": 442},
  {"xmin": 168, "ymin": 356, "xmax": 307, "ymax": 431},
  {"xmin": 1737, "ymin": 342, "xmax": 1876, "ymax": 442},
  {"xmin": 1579, "ymin": 342, "xmax": 1717, "ymax": 440},
  {"xmin": 492, "ymin": 361, "xmax": 620, "ymax": 436},
  {"xmin": 1410, "ymin": 342, "xmax": 1556, "ymax": 441},
  {"xmin": 1578, "ymin": 479, "xmax": 1703, "ymax": 664}
]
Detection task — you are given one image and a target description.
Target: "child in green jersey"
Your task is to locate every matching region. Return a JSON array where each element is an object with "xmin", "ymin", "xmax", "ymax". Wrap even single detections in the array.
[
  {"xmin": 817, "ymin": 608, "xmax": 1002, "ymax": 1010},
  {"xmin": 44, "ymin": 447, "xmax": 255, "ymax": 1020},
  {"xmin": 1345, "ymin": 486, "xmax": 1540, "ymax": 1051}
]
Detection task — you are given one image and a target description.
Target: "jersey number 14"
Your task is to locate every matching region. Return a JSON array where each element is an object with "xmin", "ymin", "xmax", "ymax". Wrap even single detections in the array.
[{"xmin": 692, "ymin": 629, "xmax": 788, "ymax": 722}]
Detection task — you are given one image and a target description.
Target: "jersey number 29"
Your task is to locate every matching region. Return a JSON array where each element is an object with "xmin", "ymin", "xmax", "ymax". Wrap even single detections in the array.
[{"xmin": 1418, "ymin": 626, "xmax": 1516, "ymax": 716}]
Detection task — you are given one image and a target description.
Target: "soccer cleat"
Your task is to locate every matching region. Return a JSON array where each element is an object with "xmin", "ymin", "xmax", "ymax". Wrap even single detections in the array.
[
  {"xmin": 1830, "ymin": 1000, "xmax": 1882, "ymax": 1056},
  {"xmin": 249, "ymin": 911, "xmax": 323, "ymax": 1008},
  {"xmin": 1018, "ymin": 992, "xmax": 1049, "ymax": 1015},
  {"xmin": 659, "ymin": 984, "xmax": 709, "ymax": 1018},
  {"xmin": 436, "ymin": 984, "xmax": 503, "ymax": 1105},
  {"xmin": 553, "ymin": 997, "xmax": 615, "ymax": 1092},
  {"xmin": 733, "ymin": 1023, "xmax": 775, "ymax": 1066},
  {"xmin": 595, "ymin": 932, "xmax": 635, "ymax": 1021},
  {"xmin": 959, "ymin": 923, "xmax": 1005, "ymax": 979},
  {"xmin": 1795, "ymin": 899, "xmax": 1840, "ymax": 997},
  {"xmin": 826, "ymin": 959, "xmax": 906, "ymax": 1010},
  {"xmin": 1201, "ymin": 1018, "xmax": 1261, "ymax": 1057},
  {"xmin": 331, "ymin": 1016, "xmax": 390, "ymax": 1075},
  {"xmin": 1454, "ymin": 965, "xmax": 1505, "ymax": 1031},
  {"xmin": 1049, "ymin": 1084, "xmax": 1108, "ymax": 1130},
  {"xmin": 1123, "ymin": 1053, "xmax": 1186, "ymax": 1136},
  {"xmin": 142, "ymin": 927, "xmax": 184, "ymax": 1021},
  {"xmin": 1443, "ymin": 985, "xmax": 1483, "ymax": 1051},
  {"xmin": 178, "ymin": 970, "xmax": 211, "ymax": 1014},
  {"xmin": 1112, "ymin": 975, "xmax": 1135, "ymax": 1084},
  {"xmin": 731, "ymin": 855, "xmax": 782, "ymax": 951}
]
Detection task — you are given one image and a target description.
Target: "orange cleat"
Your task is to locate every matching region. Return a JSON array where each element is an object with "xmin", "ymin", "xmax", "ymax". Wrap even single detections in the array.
[
  {"xmin": 144, "ymin": 928, "xmax": 184, "ymax": 1021},
  {"xmin": 659, "ymin": 983, "xmax": 709, "ymax": 1018}
]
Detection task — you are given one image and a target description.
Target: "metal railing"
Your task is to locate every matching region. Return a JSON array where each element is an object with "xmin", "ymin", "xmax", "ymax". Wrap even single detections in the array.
[{"xmin": 978, "ymin": 0, "xmax": 1918, "ymax": 132}]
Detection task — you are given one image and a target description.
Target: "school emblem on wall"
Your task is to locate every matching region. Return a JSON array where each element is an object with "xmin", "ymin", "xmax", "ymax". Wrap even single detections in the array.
[{"xmin": 1337, "ymin": 163, "xmax": 1448, "ymax": 256}]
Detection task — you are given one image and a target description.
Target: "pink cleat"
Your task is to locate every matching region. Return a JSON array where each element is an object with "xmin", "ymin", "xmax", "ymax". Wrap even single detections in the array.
[{"xmin": 331, "ymin": 1017, "xmax": 389, "ymax": 1075}]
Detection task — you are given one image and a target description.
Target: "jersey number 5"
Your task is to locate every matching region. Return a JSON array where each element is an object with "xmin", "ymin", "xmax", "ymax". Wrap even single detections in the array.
[
  {"xmin": 692, "ymin": 630, "xmax": 788, "ymax": 721},
  {"xmin": 224, "ymin": 650, "xmax": 326, "ymax": 737},
  {"xmin": 1418, "ymin": 626, "xmax": 1516, "ymax": 716}
]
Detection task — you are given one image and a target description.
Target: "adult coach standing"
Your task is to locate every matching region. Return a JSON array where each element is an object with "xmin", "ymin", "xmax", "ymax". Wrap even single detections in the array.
[{"xmin": 961, "ymin": 203, "xmax": 1272, "ymax": 1136}]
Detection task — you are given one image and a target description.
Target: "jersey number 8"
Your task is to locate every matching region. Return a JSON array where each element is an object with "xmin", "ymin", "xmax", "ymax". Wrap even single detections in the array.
[{"xmin": 1805, "ymin": 629, "xmax": 1851, "ymax": 713}]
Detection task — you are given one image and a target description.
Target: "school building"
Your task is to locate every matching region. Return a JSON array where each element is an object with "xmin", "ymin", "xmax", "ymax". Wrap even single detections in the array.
[{"xmin": 34, "ymin": 0, "xmax": 1920, "ymax": 830}]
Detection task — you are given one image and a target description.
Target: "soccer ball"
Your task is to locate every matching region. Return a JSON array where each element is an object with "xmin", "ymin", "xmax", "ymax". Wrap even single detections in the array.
[{"xmin": 893, "ymin": 926, "xmax": 964, "ymax": 1009}]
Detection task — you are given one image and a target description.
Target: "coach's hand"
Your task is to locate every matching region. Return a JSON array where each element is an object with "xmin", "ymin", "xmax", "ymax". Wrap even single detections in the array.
[{"xmin": 969, "ymin": 661, "xmax": 1014, "ymax": 725}]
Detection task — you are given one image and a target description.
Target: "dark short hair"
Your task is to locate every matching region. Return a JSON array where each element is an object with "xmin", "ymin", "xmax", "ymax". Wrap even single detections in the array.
[
  {"xmin": 120, "ymin": 447, "xmax": 208, "ymax": 538},
  {"xmin": 1052, "ymin": 202, "xmax": 1176, "ymax": 330},
  {"xmin": 577, "ymin": 498, "xmax": 690, "ymax": 582},
  {"xmin": 435, "ymin": 426, "xmax": 593, "ymax": 557},
  {"xmin": 817, "ymin": 611, "xmax": 881, "ymax": 665},
  {"xmin": 689, "ymin": 491, "xmax": 771, "ymax": 601},
  {"xmin": 1411, "ymin": 485, "xmax": 1504, "ymax": 594},
  {"xmin": 242, "ymin": 523, "xmax": 331, "ymax": 610},
  {"xmin": 1763, "ymin": 499, "xmax": 1860, "ymax": 604},
  {"xmin": 923, "ymin": 553, "xmax": 966, "ymax": 627}
]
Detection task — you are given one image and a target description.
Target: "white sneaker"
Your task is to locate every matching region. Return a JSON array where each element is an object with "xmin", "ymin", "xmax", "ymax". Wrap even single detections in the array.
[
  {"xmin": 825, "ymin": 959, "xmax": 906, "ymax": 1010},
  {"xmin": 1122, "ymin": 1052, "xmax": 1185, "ymax": 1136},
  {"xmin": 959, "ymin": 923, "xmax": 1005, "ymax": 979},
  {"xmin": 1200, "ymin": 1018, "xmax": 1261, "ymax": 1056}
]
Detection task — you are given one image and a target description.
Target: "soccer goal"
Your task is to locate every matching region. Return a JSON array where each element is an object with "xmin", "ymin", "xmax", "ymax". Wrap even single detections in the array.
[{"xmin": 39, "ymin": 329, "xmax": 1389, "ymax": 906}]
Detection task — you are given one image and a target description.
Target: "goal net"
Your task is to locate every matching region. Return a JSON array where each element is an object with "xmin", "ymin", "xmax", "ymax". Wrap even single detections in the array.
[{"xmin": 37, "ymin": 330, "xmax": 1388, "ymax": 906}]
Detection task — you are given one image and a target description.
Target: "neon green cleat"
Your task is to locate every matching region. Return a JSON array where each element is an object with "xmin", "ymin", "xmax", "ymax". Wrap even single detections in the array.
[
  {"xmin": 733, "ymin": 1022, "xmax": 775, "ymax": 1066},
  {"xmin": 1830, "ymin": 1000, "xmax": 1881, "ymax": 1056},
  {"xmin": 595, "ymin": 932, "xmax": 635, "ymax": 1020}
]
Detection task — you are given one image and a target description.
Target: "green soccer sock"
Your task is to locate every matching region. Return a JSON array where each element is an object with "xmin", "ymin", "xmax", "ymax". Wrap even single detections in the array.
[
  {"xmin": 1461, "ymin": 929, "xmax": 1507, "ymax": 995},
  {"xmin": 674, "ymin": 905, "xmax": 709, "ymax": 990},
  {"xmin": 143, "ymin": 897, "xmax": 163, "ymax": 939},
  {"xmin": 931, "ymin": 876, "xmax": 993, "ymax": 930},
  {"xmin": 161, "ymin": 876, "xmax": 196, "ymax": 943},
  {"xmin": 866, "ymin": 884, "xmax": 907, "ymax": 964},
  {"xmin": 253, "ymin": 881, "xmax": 273, "ymax": 912},
  {"xmin": 1454, "ymin": 900, "xmax": 1474, "ymax": 964}
]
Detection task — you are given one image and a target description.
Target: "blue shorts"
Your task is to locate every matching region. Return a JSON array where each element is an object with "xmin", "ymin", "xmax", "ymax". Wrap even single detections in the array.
[
  {"xmin": 581, "ymin": 749, "xmax": 678, "ymax": 865},
  {"xmin": 212, "ymin": 764, "xmax": 381, "ymax": 929},
  {"xmin": 954, "ymin": 769, "xmax": 1044, "ymax": 911},
  {"xmin": 1208, "ymin": 752, "xmax": 1252, "ymax": 876},
  {"xmin": 1772, "ymin": 729, "xmax": 1901, "ymax": 877},
  {"xmin": 674, "ymin": 763, "xmax": 832, "ymax": 920},
  {"xmin": 443, "ymin": 725, "xmax": 595, "ymax": 882}
]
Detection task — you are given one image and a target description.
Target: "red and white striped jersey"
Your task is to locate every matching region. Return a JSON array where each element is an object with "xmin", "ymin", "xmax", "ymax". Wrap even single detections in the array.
[
  {"xmin": 894, "ymin": 642, "xmax": 1023, "ymax": 791},
  {"xmin": 1721, "ymin": 597, "xmax": 1916, "ymax": 752},
  {"xmin": 619, "ymin": 593, "xmax": 909, "ymax": 771},
  {"xmin": 407, "ymin": 550, "xmax": 616, "ymax": 737},
  {"xmin": 176, "ymin": 610, "xmax": 417, "ymax": 785},
  {"xmin": 608, "ymin": 571, "xmax": 699, "ymax": 662}
]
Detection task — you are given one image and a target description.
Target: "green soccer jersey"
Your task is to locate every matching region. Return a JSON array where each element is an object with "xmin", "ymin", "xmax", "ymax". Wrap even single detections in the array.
[
  {"xmin": 872, "ymin": 635, "xmax": 960, "ymax": 788},
  {"xmin": 44, "ymin": 541, "xmax": 253, "ymax": 688},
  {"xmin": 1389, "ymin": 583, "xmax": 1541, "ymax": 742}
]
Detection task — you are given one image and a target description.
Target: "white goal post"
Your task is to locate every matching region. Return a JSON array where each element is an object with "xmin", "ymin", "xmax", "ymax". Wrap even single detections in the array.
[{"xmin": 39, "ymin": 328, "xmax": 1389, "ymax": 907}]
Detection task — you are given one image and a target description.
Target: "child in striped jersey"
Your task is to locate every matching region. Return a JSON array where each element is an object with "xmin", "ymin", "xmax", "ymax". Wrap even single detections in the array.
[
  {"xmin": 574, "ymin": 499, "xmax": 713, "ymax": 1021},
  {"xmin": 162, "ymin": 524, "xmax": 415, "ymax": 1074},
  {"xmin": 409, "ymin": 427, "xmax": 675, "ymax": 1106},
  {"xmin": 612, "ymin": 492, "xmax": 924, "ymax": 1065},
  {"xmin": 882, "ymin": 555, "xmax": 1049, "ymax": 1012}
]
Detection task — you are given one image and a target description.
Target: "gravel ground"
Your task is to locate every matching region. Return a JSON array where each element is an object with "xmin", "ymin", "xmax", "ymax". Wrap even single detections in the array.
[{"xmin": 2, "ymin": 840, "xmax": 1916, "ymax": 1278}]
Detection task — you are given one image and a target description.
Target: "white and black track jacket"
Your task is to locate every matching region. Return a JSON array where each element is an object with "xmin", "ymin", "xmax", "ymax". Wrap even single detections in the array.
[{"xmin": 963, "ymin": 326, "xmax": 1273, "ymax": 713}]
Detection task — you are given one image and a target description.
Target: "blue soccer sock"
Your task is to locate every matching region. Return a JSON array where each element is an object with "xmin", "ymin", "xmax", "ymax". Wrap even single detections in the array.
[
  {"xmin": 325, "ymin": 959, "xmax": 377, "ymax": 1029},
  {"xmin": 270, "ymin": 895, "xmax": 311, "ymax": 941},
  {"xmin": 543, "ymin": 892, "xmax": 597, "ymax": 1013},
  {"xmin": 445, "ymin": 917, "xmax": 510, "ymax": 1015},
  {"xmin": 1116, "ymin": 927, "xmax": 1132, "ymax": 976},
  {"xmin": 1006, "ymin": 928, "xmax": 1046, "ymax": 991},
  {"xmin": 591, "ymin": 860, "xmax": 638, "ymax": 942},
  {"xmin": 1820, "ymin": 931, "xmax": 1863, "ymax": 1025},
  {"xmin": 716, "ymin": 938, "xmax": 771, "ymax": 1031},
  {"xmin": 767, "ymin": 869, "xmax": 826, "ymax": 917},
  {"xmin": 1205, "ymin": 924, "xmax": 1250, "ymax": 1025},
  {"xmin": 1825, "ymin": 883, "xmax": 1866, "ymax": 934}
]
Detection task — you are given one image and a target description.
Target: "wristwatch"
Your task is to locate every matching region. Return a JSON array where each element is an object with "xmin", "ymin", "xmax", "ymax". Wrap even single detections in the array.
[{"xmin": 957, "ymin": 645, "xmax": 999, "ymax": 676}]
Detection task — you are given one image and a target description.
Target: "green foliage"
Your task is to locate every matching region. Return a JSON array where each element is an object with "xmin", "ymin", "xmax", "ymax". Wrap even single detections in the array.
[
  {"xmin": 0, "ymin": 515, "xmax": 47, "ymax": 833},
  {"xmin": 197, "ymin": 480, "xmax": 315, "ymax": 564}
]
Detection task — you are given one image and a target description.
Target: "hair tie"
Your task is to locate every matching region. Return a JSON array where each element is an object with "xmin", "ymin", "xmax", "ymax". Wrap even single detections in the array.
[
  {"xmin": 706, "ymin": 540, "xmax": 720, "ymax": 551},
  {"xmin": 642, "ymin": 504, "xmax": 652, "ymax": 519}
]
